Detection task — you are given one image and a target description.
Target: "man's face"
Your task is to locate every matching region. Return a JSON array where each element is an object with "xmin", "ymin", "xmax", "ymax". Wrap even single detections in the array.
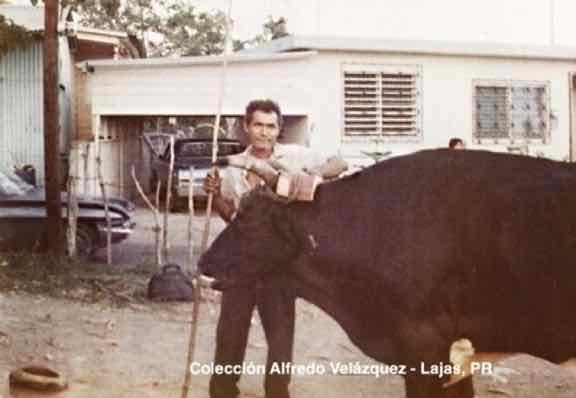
[
  {"xmin": 244, "ymin": 110, "xmax": 280, "ymax": 152},
  {"xmin": 454, "ymin": 142, "xmax": 466, "ymax": 150}
]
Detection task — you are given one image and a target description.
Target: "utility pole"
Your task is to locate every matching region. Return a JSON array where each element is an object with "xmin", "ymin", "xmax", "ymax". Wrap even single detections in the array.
[{"xmin": 44, "ymin": 0, "xmax": 63, "ymax": 255}]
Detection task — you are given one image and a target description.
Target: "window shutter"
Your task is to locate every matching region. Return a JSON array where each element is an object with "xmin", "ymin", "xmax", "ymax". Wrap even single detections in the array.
[
  {"xmin": 343, "ymin": 71, "xmax": 380, "ymax": 136},
  {"xmin": 380, "ymin": 72, "xmax": 419, "ymax": 136},
  {"xmin": 343, "ymin": 65, "xmax": 421, "ymax": 139}
]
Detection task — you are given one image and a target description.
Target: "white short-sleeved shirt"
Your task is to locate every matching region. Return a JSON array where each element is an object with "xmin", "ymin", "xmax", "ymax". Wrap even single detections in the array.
[{"xmin": 220, "ymin": 144, "xmax": 326, "ymax": 207}]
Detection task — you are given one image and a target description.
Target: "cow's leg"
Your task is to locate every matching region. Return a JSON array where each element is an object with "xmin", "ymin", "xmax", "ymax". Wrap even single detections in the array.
[
  {"xmin": 209, "ymin": 287, "xmax": 258, "ymax": 398},
  {"xmin": 404, "ymin": 362, "xmax": 474, "ymax": 398},
  {"xmin": 257, "ymin": 279, "xmax": 295, "ymax": 398},
  {"xmin": 404, "ymin": 374, "xmax": 445, "ymax": 398},
  {"xmin": 405, "ymin": 372, "xmax": 474, "ymax": 398},
  {"xmin": 400, "ymin": 326, "xmax": 474, "ymax": 398},
  {"xmin": 445, "ymin": 377, "xmax": 474, "ymax": 398}
]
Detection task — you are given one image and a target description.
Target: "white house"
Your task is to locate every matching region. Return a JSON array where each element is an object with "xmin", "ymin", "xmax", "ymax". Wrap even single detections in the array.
[{"xmin": 81, "ymin": 34, "xmax": 576, "ymax": 197}]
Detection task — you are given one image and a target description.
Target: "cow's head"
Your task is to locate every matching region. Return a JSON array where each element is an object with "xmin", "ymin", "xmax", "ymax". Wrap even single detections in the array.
[{"xmin": 199, "ymin": 187, "xmax": 303, "ymax": 290}]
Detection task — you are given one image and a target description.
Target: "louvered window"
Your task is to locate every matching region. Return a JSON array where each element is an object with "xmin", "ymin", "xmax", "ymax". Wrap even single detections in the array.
[
  {"xmin": 473, "ymin": 81, "xmax": 550, "ymax": 143},
  {"xmin": 342, "ymin": 64, "xmax": 422, "ymax": 139}
]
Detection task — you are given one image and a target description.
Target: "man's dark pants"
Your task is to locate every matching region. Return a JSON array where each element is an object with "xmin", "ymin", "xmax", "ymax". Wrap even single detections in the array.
[{"xmin": 209, "ymin": 277, "xmax": 295, "ymax": 398}]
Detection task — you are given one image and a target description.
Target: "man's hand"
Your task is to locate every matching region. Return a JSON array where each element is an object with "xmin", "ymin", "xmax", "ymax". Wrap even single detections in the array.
[
  {"xmin": 203, "ymin": 168, "xmax": 222, "ymax": 197},
  {"xmin": 204, "ymin": 168, "xmax": 237, "ymax": 223},
  {"xmin": 304, "ymin": 156, "xmax": 348, "ymax": 179}
]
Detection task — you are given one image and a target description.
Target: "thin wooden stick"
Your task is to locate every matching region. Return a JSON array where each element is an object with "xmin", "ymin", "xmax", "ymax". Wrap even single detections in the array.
[
  {"xmin": 181, "ymin": 1, "xmax": 233, "ymax": 396},
  {"xmin": 131, "ymin": 166, "xmax": 163, "ymax": 267},
  {"xmin": 155, "ymin": 179, "xmax": 163, "ymax": 267},
  {"xmin": 82, "ymin": 143, "xmax": 90, "ymax": 196},
  {"xmin": 66, "ymin": 173, "xmax": 78, "ymax": 258},
  {"xmin": 163, "ymin": 136, "xmax": 175, "ymax": 263},
  {"xmin": 96, "ymin": 143, "xmax": 112, "ymax": 265},
  {"xmin": 187, "ymin": 165, "xmax": 196, "ymax": 274}
]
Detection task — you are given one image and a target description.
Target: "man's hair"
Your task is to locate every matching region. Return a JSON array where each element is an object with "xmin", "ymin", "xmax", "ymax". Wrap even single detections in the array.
[
  {"xmin": 448, "ymin": 138, "xmax": 464, "ymax": 149},
  {"xmin": 245, "ymin": 99, "xmax": 283, "ymax": 127}
]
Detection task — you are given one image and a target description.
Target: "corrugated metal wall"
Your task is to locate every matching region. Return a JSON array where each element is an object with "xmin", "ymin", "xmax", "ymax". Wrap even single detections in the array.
[{"xmin": 0, "ymin": 41, "xmax": 44, "ymax": 181}]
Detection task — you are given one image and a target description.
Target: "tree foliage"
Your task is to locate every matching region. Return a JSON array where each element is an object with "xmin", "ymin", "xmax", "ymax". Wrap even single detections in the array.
[
  {"xmin": 234, "ymin": 16, "xmax": 289, "ymax": 51},
  {"xmin": 261, "ymin": 16, "xmax": 289, "ymax": 41},
  {"xmin": 1, "ymin": 0, "xmax": 290, "ymax": 58},
  {"xmin": 67, "ymin": 0, "xmax": 228, "ymax": 57},
  {"xmin": 69, "ymin": 1, "xmax": 290, "ymax": 56},
  {"xmin": 0, "ymin": 13, "xmax": 38, "ymax": 57}
]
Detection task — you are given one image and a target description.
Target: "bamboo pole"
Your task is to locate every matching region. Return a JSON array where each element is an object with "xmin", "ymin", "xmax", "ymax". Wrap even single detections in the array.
[{"xmin": 181, "ymin": 1, "xmax": 233, "ymax": 396}]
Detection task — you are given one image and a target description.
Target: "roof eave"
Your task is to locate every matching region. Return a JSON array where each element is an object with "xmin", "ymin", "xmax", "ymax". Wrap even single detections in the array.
[
  {"xmin": 241, "ymin": 35, "xmax": 576, "ymax": 62},
  {"xmin": 79, "ymin": 50, "xmax": 318, "ymax": 71}
]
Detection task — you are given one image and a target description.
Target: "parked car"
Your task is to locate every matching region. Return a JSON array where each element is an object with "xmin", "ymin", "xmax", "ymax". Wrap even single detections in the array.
[
  {"xmin": 150, "ymin": 138, "xmax": 245, "ymax": 210},
  {"xmin": 0, "ymin": 170, "xmax": 135, "ymax": 258}
]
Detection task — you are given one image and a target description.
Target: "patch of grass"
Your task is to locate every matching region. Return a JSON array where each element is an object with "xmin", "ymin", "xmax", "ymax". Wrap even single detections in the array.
[{"xmin": 0, "ymin": 251, "xmax": 155, "ymax": 307}]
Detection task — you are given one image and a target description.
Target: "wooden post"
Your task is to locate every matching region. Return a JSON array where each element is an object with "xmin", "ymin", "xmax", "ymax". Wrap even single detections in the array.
[{"xmin": 43, "ymin": 0, "xmax": 63, "ymax": 254}]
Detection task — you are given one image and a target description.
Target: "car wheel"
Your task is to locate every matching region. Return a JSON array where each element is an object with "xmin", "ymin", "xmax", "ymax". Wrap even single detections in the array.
[{"xmin": 75, "ymin": 224, "xmax": 97, "ymax": 260}]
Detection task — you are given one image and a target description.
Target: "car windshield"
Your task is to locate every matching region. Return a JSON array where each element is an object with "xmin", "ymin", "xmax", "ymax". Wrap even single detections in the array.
[{"xmin": 0, "ymin": 170, "xmax": 34, "ymax": 196}]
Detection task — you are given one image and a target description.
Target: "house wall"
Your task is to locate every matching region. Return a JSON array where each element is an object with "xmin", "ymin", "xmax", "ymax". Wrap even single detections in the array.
[
  {"xmin": 86, "ymin": 56, "xmax": 320, "ymax": 198},
  {"xmin": 304, "ymin": 51, "xmax": 576, "ymax": 167},
  {"xmin": 88, "ymin": 56, "xmax": 315, "ymax": 117},
  {"xmin": 85, "ymin": 50, "xmax": 576, "ymax": 197}
]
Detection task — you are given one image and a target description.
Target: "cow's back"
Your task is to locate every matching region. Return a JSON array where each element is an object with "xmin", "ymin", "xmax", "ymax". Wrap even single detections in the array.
[{"xmin": 304, "ymin": 149, "xmax": 576, "ymax": 360}]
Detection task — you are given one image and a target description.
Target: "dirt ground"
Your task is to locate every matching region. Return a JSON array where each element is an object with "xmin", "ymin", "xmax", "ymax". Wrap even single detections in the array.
[{"xmin": 2, "ymin": 208, "xmax": 576, "ymax": 397}]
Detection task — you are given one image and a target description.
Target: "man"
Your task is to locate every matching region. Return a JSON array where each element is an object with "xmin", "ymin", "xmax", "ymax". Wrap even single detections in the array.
[
  {"xmin": 448, "ymin": 137, "xmax": 466, "ymax": 149},
  {"xmin": 204, "ymin": 99, "xmax": 347, "ymax": 398}
]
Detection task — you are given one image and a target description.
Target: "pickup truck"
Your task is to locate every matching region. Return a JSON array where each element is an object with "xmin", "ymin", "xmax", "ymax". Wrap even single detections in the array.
[{"xmin": 150, "ymin": 138, "xmax": 245, "ymax": 210}]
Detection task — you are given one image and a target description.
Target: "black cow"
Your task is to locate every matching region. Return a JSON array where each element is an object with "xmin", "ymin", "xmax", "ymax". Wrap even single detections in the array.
[{"xmin": 200, "ymin": 149, "xmax": 576, "ymax": 398}]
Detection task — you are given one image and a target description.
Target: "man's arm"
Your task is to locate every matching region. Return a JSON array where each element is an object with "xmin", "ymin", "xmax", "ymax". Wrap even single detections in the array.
[
  {"xmin": 213, "ymin": 194, "xmax": 236, "ymax": 223},
  {"xmin": 204, "ymin": 169, "xmax": 236, "ymax": 223},
  {"xmin": 307, "ymin": 155, "xmax": 348, "ymax": 179}
]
